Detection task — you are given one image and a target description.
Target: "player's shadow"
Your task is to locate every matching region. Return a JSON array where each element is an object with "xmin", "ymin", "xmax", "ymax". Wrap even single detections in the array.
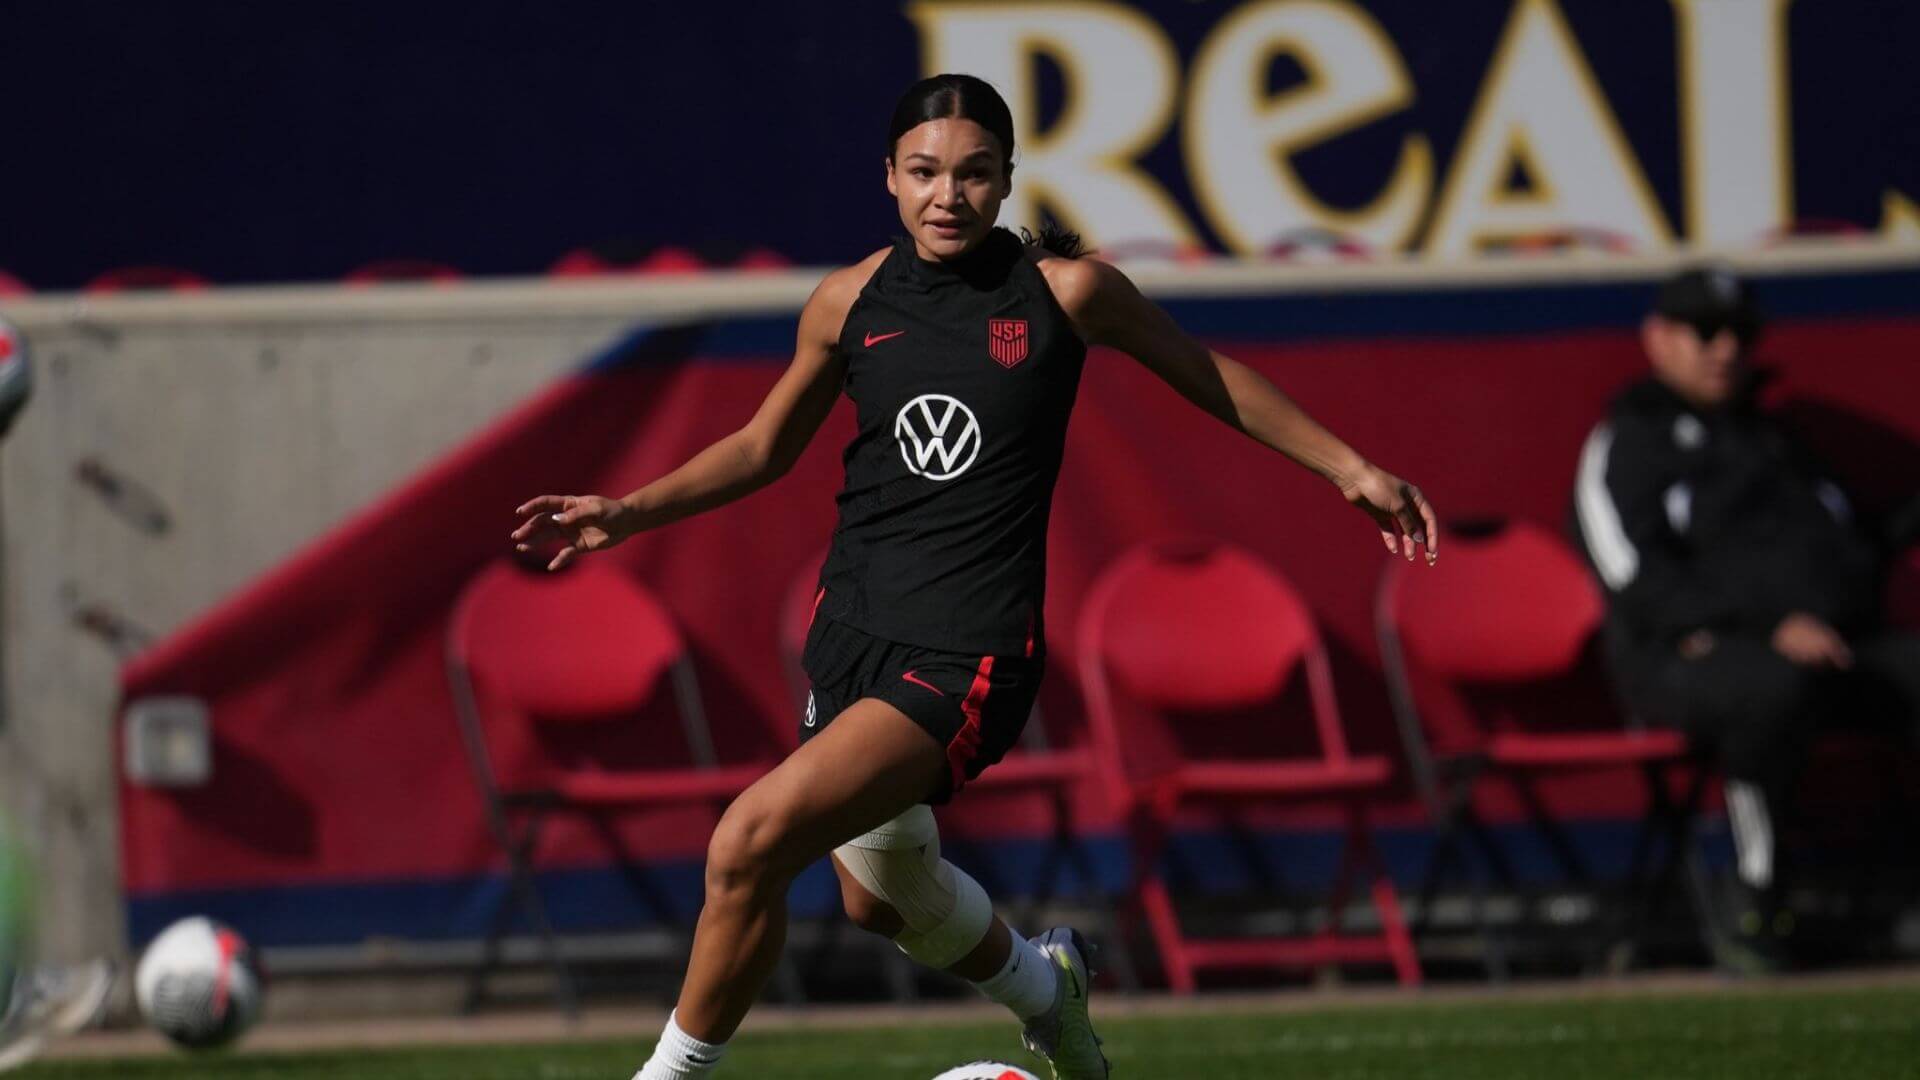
[{"xmin": 175, "ymin": 739, "xmax": 319, "ymax": 859}]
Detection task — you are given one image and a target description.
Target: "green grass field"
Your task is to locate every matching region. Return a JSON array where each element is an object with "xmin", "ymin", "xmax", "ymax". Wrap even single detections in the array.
[{"xmin": 20, "ymin": 984, "xmax": 1920, "ymax": 1079}]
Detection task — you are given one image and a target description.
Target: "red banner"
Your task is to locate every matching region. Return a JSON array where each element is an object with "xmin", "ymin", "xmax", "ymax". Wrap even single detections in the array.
[{"xmin": 115, "ymin": 301, "xmax": 1920, "ymax": 942}]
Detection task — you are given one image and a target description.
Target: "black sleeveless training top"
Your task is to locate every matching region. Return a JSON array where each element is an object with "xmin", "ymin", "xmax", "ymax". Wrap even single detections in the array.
[{"xmin": 815, "ymin": 227, "xmax": 1088, "ymax": 657}]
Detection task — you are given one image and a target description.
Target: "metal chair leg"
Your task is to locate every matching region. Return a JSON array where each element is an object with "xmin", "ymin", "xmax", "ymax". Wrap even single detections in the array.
[
  {"xmin": 1082, "ymin": 864, "xmax": 1142, "ymax": 992},
  {"xmin": 1351, "ymin": 802, "xmax": 1421, "ymax": 986},
  {"xmin": 1126, "ymin": 811, "xmax": 1191, "ymax": 993},
  {"xmin": 1460, "ymin": 807, "xmax": 1518, "ymax": 982},
  {"xmin": 495, "ymin": 813, "xmax": 579, "ymax": 1018},
  {"xmin": 463, "ymin": 869, "xmax": 518, "ymax": 1014},
  {"xmin": 1010, "ymin": 788, "xmax": 1074, "ymax": 929}
]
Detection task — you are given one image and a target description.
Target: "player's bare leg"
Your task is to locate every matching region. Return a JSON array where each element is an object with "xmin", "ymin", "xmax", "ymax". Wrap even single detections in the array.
[{"xmin": 633, "ymin": 699, "xmax": 945, "ymax": 1079}]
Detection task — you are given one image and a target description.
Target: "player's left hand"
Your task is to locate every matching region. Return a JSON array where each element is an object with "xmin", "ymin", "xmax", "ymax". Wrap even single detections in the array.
[{"xmin": 1341, "ymin": 463, "xmax": 1439, "ymax": 565}]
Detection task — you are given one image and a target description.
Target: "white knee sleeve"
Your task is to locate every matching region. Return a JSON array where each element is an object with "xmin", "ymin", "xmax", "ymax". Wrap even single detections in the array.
[{"xmin": 836, "ymin": 806, "xmax": 994, "ymax": 970}]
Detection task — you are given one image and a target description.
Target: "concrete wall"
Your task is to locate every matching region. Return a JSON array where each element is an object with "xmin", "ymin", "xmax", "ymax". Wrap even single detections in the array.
[
  {"xmin": 0, "ymin": 244, "xmax": 1910, "ymax": 966},
  {"xmin": 0, "ymin": 276, "xmax": 809, "ymax": 963}
]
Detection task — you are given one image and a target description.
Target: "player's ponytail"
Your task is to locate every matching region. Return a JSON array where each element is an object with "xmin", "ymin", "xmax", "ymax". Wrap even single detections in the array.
[{"xmin": 1019, "ymin": 224, "xmax": 1087, "ymax": 260}]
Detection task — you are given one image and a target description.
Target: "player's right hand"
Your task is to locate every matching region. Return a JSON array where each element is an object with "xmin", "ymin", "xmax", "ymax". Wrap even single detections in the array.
[
  {"xmin": 1340, "ymin": 463, "xmax": 1439, "ymax": 566},
  {"xmin": 510, "ymin": 494, "xmax": 632, "ymax": 572}
]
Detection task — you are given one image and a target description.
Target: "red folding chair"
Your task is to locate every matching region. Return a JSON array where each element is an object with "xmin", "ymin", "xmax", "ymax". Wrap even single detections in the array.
[
  {"xmin": 1079, "ymin": 538, "xmax": 1419, "ymax": 994},
  {"xmin": 448, "ymin": 559, "xmax": 773, "ymax": 1014},
  {"xmin": 1376, "ymin": 519, "xmax": 1705, "ymax": 976},
  {"xmin": 777, "ymin": 558, "xmax": 1132, "ymax": 991}
]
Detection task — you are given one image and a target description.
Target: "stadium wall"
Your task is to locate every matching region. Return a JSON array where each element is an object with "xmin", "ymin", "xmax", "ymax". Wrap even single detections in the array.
[
  {"xmin": 2, "ymin": 247, "xmax": 1916, "ymax": 962},
  {"xmin": 0, "ymin": 279, "xmax": 788, "ymax": 959}
]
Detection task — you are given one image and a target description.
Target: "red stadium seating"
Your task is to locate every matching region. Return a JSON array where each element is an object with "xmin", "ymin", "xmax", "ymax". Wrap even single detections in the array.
[
  {"xmin": 84, "ymin": 266, "xmax": 209, "ymax": 294},
  {"xmin": 343, "ymin": 258, "xmax": 464, "ymax": 285},
  {"xmin": 550, "ymin": 245, "xmax": 787, "ymax": 276},
  {"xmin": 1482, "ymin": 226, "xmax": 1636, "ymax": 256},
  {"xmin": 447, "ymin": 558, "xmax": 778, "ymax": 1014},
  {"xmin": 635, "ymin": 247, "xmax": 706, "ymax": 274},
  {"xmin": 733, "ymin": 247, "xmax": 792, "ymax": 272},
  {"xmin": 547, "ymin": 248, "xmax": 617, "ymax": 277},
  {"xmin": 1763, "ymin": 218, "xmax": 1872, "ymax": 246},
  {"xmin": 1376, "ymin": 519, "xmax": 1705, "ymax": 977},
  {"xmin": 548, "ymin": 246, "xmax": 709, "ymax": 277},
  {"xmin": 1079, "ymin": 538, "xmax": 1419, "ymax": 993}
]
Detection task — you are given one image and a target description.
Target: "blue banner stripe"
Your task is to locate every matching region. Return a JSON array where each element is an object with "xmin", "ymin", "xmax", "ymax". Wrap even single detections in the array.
[{"xmin": 127, "ymin": 819, "xmax": 1733, "ymax": 949}]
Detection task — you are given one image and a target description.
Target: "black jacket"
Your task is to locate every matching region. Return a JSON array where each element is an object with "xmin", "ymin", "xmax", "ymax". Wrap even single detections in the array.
[{"xmin": 1573, "ymin": 375, "xmax": 1879, "ymax": 667}]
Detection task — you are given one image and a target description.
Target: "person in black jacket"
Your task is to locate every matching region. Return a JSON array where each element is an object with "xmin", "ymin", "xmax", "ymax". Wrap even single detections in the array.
[{"xmin": 1573, "ymin": 267, "xmax": 1920, "ymax": 972}]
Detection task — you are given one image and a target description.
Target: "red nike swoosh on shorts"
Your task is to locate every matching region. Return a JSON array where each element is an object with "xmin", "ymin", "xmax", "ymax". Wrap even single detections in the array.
[
  {"xmin": 864, "ymin": 330, "xmax": 906, "ymax": 347},
  {"xmin": 901, "ymin": 670, "xmax": 945, "ymax": 697}
]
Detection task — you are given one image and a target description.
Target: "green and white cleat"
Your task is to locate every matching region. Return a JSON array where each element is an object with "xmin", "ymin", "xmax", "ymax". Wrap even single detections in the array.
[
  {"xmin": 0, "ymin": 960, "xmax": 116, "ymax": 1073},
  {"xmin": 1020, "ymin": 927, "xmax": 1110, "ymax": 1080}
]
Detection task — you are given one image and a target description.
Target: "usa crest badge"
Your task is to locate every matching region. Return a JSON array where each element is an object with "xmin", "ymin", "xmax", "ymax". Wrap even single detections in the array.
[{"xmin": 987, "ymin": 318, "xmax": 1028, "ymax": 368}]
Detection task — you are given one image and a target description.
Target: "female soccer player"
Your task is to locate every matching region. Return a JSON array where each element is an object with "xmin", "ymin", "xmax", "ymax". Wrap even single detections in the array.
[{"xmin": 511, "ymin": 74, "xmax": 1439, "ymax": 1080}]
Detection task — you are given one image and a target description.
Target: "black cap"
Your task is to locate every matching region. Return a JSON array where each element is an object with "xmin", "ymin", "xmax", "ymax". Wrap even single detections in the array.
[{"xmin": 1654, "ymin": 265, "xmax": 1763, "ymax": 344}]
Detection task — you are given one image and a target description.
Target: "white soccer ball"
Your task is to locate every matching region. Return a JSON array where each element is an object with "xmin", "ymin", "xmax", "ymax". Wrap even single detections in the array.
[
  {"xmin": 930, "ymin": 1064, "xmax": 1041, "ymax": 1080},
  {"xmin": 134, "ymin": 916, "xmax": 265, "ymax": 1049}
]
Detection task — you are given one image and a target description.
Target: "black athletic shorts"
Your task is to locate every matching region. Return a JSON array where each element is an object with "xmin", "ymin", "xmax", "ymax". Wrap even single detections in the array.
[{"xmin": 798, "ymin": 608, "xmax": 1043, "ymax": 805}]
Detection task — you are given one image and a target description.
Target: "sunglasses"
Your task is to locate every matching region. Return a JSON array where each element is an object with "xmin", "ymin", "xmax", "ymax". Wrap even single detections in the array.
[{"xmin": 1679, "ymin": 314, "xmax": 1760, "ymax": 347}]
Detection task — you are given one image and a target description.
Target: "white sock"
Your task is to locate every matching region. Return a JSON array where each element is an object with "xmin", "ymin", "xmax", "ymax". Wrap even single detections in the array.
[
  {"xmin": 634, "ymin": 1010, "xmax": 727, "ymax": 1080},
  {"xmin": 972, "ymin": 932, "xmax": 1058, "ymax": 1021},
  {"xmin": 1726, "ymin": 780, "xmax": 1775, "ymax": 890}
]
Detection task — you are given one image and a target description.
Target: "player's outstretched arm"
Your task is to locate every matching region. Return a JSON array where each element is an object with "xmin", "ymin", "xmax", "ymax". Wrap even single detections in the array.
[
  {"xmin": 1043, "ymin": 255, "xmax": 1438, "ymax": 565},
  {"xmin": 510, "ymin": 255, "xmax": 876, "ymax": 571}
]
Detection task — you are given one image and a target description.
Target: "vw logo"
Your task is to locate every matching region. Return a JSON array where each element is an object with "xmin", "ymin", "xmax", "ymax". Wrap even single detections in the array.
[{"xmin": 895, "ymin": 394, "xmax": 982, "ymax": 481}]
